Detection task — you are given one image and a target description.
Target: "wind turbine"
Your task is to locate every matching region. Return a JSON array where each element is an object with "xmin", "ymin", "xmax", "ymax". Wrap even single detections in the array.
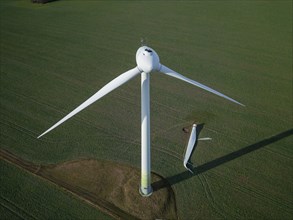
[{"xmin": 38, "ymin": 45, "xmax": 244, "ymax": 196}]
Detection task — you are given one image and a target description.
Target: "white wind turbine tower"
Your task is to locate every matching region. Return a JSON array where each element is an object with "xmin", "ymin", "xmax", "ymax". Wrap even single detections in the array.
[{"xmin": 38, "ymin": 45, "xmax": 244, "ymax": 196}]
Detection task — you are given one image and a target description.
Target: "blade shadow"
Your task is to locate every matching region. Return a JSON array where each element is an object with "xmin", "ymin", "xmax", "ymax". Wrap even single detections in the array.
[{"xmin": 152, "ymin": 128, "xmax": 293, "ymax": 192}]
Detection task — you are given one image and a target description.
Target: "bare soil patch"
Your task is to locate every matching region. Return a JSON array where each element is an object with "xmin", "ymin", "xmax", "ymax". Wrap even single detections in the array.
[{"xmin": 41, "ymin": 159, "xmax": 177, "ymax": 219}]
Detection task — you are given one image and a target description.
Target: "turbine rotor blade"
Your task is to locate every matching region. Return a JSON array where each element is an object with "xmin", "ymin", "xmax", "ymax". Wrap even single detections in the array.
[
  {"xmin": 160, "ymin": 64, "xmax": 244, "ymax": 106},
  {"xmin": 38, "ymin": 67, "xmax": 141, "ymax": 138}
]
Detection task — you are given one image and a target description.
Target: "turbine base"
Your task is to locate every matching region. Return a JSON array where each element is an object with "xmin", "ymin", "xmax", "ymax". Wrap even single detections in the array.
[{"xmin": 139, "ymin": 185, "xmax": 153, "ymax": 197}]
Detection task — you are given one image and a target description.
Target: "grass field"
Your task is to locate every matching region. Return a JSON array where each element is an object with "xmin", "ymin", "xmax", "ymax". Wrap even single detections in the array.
[{"xmin": 1, "ymin": 0, "xmax": 292, "ymax": 219}]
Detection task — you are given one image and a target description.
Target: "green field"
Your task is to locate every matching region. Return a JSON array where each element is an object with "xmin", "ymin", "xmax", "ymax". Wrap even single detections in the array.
[{"xmin": 1, "ymin": 0, "xmax": 292, "ymax": 219}]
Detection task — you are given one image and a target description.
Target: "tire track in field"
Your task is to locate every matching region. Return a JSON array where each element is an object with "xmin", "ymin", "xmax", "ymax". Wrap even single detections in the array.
[
  {"xmin": 151, "ymin": 139, "xmax": 239, "ymax": 219},
  {"xmin": 206, "ymin": 171, "xmax": 293, "ymax": 214},
  {"xmin": 238, "ymin": 186, "xmax": 293, "ymax": 213},
  {"xmin": 146, "ymin": 143, "xmax": 238, "ymax": 219},
  {"xmin": 0, "ymin": 196, "xmax": 37, "ymax": 220},
  {"xmin": 0, "ymin": 203, "xmax": 25, "ymax": 220},
  {"xmin": 151, "ymin": 144, "xmax": 228, "ymax": 219},
  {"xmin": 196, "ymin": 173, "xmax": 228, "ymax": 219},
  {"xmin": 234, "ymin": 182, "xmax": 293, "ymax": 213},
  {"xmin": 203, "ymin": 172, "xmax": 245, "ymax": 219},
  {"xmin": 196, "ymin": 129, "xmax": 293, "ymax": 216},
  {"xmin": 189, "ymin": 137, "xmax": 242, "ymax": 220},
  {"xmin": 153, "ymin": 145, "xmax": 182, "ymax": 161}
]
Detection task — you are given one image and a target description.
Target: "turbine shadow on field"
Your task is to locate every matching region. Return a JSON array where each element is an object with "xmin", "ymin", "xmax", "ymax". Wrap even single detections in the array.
[
  {"xmin": 32, "ymin": 0, "xmax": 59, "ymax": 3},
  {"xmin": 152, "ymin": 128, "xmax": 293, "ymax": 191}
]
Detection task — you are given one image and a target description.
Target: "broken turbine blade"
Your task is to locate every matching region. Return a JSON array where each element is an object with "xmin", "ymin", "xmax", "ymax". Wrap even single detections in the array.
[{"xmin": 183, "ymin": 124, "xmax": 197, "ymax": 172}]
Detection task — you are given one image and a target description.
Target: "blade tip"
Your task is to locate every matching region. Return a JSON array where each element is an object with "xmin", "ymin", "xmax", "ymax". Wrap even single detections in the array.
[
  {"xmin": 234, "ymin": 100, "xmax": 245, "ymax": 107},
  {"xmin": 37, "ymin": 132, "xmax": 46, "ymax": 139}
]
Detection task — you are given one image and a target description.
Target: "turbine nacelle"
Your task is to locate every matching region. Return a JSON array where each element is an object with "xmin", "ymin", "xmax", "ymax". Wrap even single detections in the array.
[{"xmin": 136, "ymin": 46, "xmax": 160, "ymax": 73}]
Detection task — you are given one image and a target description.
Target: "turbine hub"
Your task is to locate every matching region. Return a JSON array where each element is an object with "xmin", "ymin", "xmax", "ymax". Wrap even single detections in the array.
[{"xmin": 136, "ymin": 46, "xmax": 160, "ymax": 73}]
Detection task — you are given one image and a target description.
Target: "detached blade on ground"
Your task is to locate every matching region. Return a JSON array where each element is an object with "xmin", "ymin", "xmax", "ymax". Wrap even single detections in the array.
[
  {"xmin": 159, "ymin": 64, "xmax": 245, "ymax": 106},
  {"xmin": 198, "ymin": 137, "xmax": 212, "ymax": 141},
  {"xmin": 38, "ymin": 67, "xmax": 141, "ymax": 138},
  {"xmin": 183, "ymin": 124, "xmax": 197, "ymax": 173}
]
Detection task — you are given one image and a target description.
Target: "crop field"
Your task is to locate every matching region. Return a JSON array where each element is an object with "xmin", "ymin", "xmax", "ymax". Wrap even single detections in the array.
[{"xmin": 1, "ymin": 0, "xmax": 292, "ymax": 219}]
